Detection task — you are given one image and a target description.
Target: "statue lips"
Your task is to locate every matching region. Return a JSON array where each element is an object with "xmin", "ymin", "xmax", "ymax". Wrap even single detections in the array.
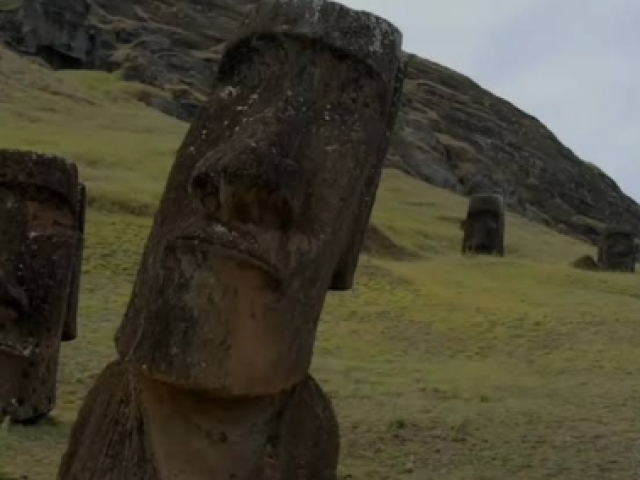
[{"xmin": 171, "ymin": 222, "xmax": 283, "ymax": 288}]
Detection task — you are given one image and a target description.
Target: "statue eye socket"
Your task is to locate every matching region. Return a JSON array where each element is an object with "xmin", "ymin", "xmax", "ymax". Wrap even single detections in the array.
[{"xmin": 216, "ymin": 35, "xmax": 288, "ymax": 87}]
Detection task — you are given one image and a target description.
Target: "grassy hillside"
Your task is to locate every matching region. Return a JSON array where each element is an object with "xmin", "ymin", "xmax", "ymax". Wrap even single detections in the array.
[{"xmin": 2, "ymin": 46, "xmax": 640, "ymax": 480}]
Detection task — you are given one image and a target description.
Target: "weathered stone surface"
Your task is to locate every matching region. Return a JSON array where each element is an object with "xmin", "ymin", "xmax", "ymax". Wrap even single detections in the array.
[
  {"xmin": 0, "ymin": 149, "xmax": 85, "ymax": 424},
  {"xmin": 58, "ymin": 360, "xmax": 339, "ymax": 480},
  {"xmin": 4, "ymin": 0, "xmax": 635, "ymax": 242},
  {"xmin": 57, "ymin": 360, "xmax": 159, "ymax": 480},
  {"xmin": 597, "ymin": 226, "xmax": 636, "ymax": 273},
  {"xmin": 138, "ymin": 373, "xmax": 339, "ymax": 480},
  {"xmin": 115, "ymin": 0, "xmax": 404, "ymax": 398},
  {"xmin": 394, "ymin": 56, "xmax": 640, "ymax": 245},
  {"xmin": 362, "ymin": 224, "xmax": 416, "ymax": 260},
  {"xmin": 58, "ymin": 2, "xmax": 403, "ymax": 479},
  {"xmin": 62, "ymin": 183, "xmax": 86, "ymax": 342},
  {"xmin": 0, "ymin": 0, "xmax": 98, "ymax": 68},
  {"xmin": 461, "ymin": 194, "xmax": 505, "ymax": 256}
]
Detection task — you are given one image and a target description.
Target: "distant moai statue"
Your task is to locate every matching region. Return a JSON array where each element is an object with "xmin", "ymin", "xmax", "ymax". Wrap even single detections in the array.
[
  {"xmin": 0, "ymin": 150, "xmax": 86, "ymax": 425},
  {"xmin": 597, "ymin": 225, "xmax": 636, "ymax": 272},
  {"xmin": 461, "ymin": 193, "xmax": 505, "ymax": 256},
  {"xmin": 57, "ymin": 1, "xmax": 405, "ymax": 479}
]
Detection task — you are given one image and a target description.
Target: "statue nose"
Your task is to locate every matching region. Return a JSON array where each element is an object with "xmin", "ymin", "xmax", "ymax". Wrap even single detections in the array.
[{"xmin": 190, "ymin": 150, "xmax": 303, "ymax": 230}]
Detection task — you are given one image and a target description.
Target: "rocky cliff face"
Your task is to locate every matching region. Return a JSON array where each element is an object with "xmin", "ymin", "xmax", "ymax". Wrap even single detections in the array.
[
  {"xmin": 86, "ymin": 0, "xmax": 257, "ymax": 119},
  {"xmin": 391, "ymin": 55, "xmax": 640, "ymax": 241},
  {"xmin": 1, "ymin": 0, "xmax": 638, "ymax": 243},
  {"xmin": 0, "ymin": 0, "xmax": 96, "ymax": 67}
]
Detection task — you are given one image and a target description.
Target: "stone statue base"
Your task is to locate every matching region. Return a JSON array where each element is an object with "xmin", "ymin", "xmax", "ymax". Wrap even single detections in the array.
[{"xmin": 58, "ymin": 360, "xmax": 339, "ymax": 480}]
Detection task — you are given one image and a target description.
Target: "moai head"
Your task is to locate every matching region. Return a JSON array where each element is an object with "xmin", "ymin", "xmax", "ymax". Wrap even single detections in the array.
[
  {"xmin": 462, "ymin": 194, "xmax": 505, "ymax": 255},
  {"xmin": 0, "ymin": 150, "xmax": 85, "ymax": 421},
  {"xmin": 116, "ymin": 0, "xmax": 405, "ymax": 398},
  {"xmin": 598, "ymin": 226, "xmax": 636, "ymax": 272}
]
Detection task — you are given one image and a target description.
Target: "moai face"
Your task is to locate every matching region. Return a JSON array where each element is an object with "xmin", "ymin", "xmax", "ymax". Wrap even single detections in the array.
[
  {"xmin": 463, "ymin": 194, "xmax": 504, "ymax": 255},
  {"xmin": 117, "ymin": 0, "xmax": 405, "ymax": 398},
  {"xmin": 0, "ymin": 151, "xmax": 85, "ymax": 421}
]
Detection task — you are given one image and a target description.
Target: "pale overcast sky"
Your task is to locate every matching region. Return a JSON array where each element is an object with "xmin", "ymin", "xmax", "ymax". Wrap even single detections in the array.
[{"xmin": 341, "ymin": 0, "xmax": 640, "ymax": 202}]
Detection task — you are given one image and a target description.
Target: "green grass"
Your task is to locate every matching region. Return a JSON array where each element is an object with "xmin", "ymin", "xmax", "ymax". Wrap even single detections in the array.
[
  {"xmin": 0, "ymin": 0, "xmax": 21, "ymax": 12},
  {"xmin": 2, "ymin": 45, "xmax": 640, "ymax": 479}
]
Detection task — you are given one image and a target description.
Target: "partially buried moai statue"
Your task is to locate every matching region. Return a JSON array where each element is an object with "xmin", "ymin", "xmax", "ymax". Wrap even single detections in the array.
[
  {"xmin": 0, "ymin": 150, "xmax": 86, "ymax": 425},
  {"xmin": 461, "ymin": 193, "xmax": 505, "ymax": 256},
  {"xmin": 597, "ymin": 225, "xmax": 636, "ymax": 272},
  {"xmin": 57, "ymin": 1, "xmax": 405, "ymax": 479}
]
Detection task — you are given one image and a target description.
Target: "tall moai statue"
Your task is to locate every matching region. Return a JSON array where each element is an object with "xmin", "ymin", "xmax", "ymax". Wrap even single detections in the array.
[
  {"xmin": 461, "ymin": 193, "xmax": 505, "ymax": 256},
  {"xmin": 597, "ymin": 225, "xmax": 636, "ymax": 272},
  {"xmin": 57, "ymin": 1, "xmax": 405, "ymax": 479},
  {"xmin": 0, "ymin": 150, "xmax": 86, "ymax": 425}
]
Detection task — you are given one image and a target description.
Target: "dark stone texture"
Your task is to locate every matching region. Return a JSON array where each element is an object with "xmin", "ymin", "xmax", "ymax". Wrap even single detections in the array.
[
  {"xmin": 461, "ymin": 194, "xmax": 505, "ymax": 256},
  {"xmin": 87, "ymin": 0, "xmax": 259, "ymax": 119},
  {"xmin": 58, "ymin": 2, "xmax": 404, "ymax": 478},
  {"xmin": 572, "ymin": 254, "xmax": 598, "ymax": 271},
  {"xmin": 56, "ymin": 360, "xmax": 161, "ymax": 480},
  {"xmin": 0, "ymin": 149, "xmax": 85, "ymax": 424},
  {"xmin": 58, "ymin": 360, "xmax": 338, "ymax": 480},
  {"xmin": 0, "ymin": 0, "xmax": 98, "ymax": 68},
  {"xmin": 114, "ymin": 0, "xmax": 404, "ymax": 397},
  {"xmin": 597, "ymin": 226, "xmax": 636, "ymax": 273}
]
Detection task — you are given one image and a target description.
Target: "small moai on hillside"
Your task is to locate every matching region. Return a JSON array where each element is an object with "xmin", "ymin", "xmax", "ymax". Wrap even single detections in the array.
[
  {"xmin": 0, "ymin": 150, "xmax": 86, "ymax": 425},
  {"xmin": 57, "ymin": 1, "xmax": 405, "ymax": 479},
  {"xmin": 461, "ymin": 193, "xmax": 505, "ymax": 256},
  {"xmin": 597, "ymin": 225, "xmax": 636, "ymax": 272}
]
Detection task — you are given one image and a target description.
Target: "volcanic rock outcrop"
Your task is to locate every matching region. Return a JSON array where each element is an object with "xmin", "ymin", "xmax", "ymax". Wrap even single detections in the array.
[
  {"xmin": 0, "ymin": 0, "xmax": 98, "ymax": 68},
  {"xmin": 597, "ymin": 226, "xmax": 636, "ymax": 272},
  {"xmin": 1, "ymin": 0, "xmax": 637, "ymax": 245}
]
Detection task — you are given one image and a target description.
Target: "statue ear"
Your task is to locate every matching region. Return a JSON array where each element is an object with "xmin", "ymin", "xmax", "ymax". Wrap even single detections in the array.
[
  {"xmin": 62, "ymin": 183, "xmax": 86, "ymax": 342},
  {"xmin": 329, "ymin": 55, "xmax": 408, "ymax": 291},
  {"xmin": 329, "ymin": 234, "xmax": 363, "ymax": 291}
]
